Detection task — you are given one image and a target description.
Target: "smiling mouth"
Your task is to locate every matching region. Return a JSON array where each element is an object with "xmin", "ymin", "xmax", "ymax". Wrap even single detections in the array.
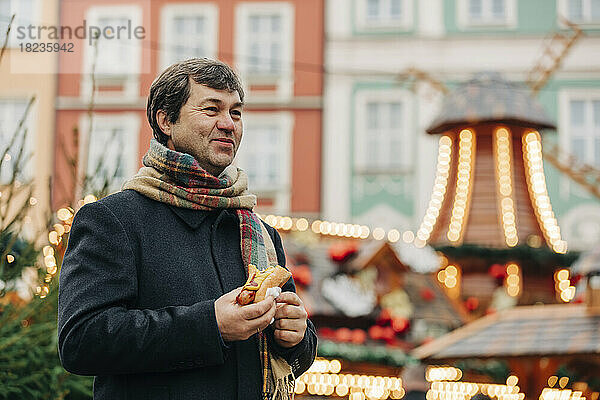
[{"xmin": 213, "ymin": 138, "xmax": 234, "ymax": 146}]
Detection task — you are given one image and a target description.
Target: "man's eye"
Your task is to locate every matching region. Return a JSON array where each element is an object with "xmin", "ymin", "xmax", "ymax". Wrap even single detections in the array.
[
  {"xmin": 231, "ymin": 110, "xmax": 242, "ymax": 117},
  {"xmin": 204, "ymin": 107, "xmax": 218, "ymax": 113}
]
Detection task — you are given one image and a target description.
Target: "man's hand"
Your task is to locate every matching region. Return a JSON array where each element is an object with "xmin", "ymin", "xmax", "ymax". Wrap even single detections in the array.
[
  {"xmin": 214, "ymin": 287, "xmax": 277, "ymax": 342},
  {"xmin": 273, "ymin": 292, "xmax": 308, "ymax": 348}
]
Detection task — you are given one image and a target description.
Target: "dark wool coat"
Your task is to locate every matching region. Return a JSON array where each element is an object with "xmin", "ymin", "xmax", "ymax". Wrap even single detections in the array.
[{"xmin": 57, "ymin": 190, "xmax": 317, "ymax": 400}]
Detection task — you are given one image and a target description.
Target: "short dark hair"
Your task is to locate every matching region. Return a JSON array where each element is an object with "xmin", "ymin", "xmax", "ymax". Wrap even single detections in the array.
[{"xmin": 146, "ymin": 58, "xmax": 245, "ymax": 145}]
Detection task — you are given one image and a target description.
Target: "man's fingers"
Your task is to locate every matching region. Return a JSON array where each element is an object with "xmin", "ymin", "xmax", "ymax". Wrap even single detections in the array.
[
  {"xmin": 275, "ymin": 304, "xmax": 307, "ymax": 320},
  {"xmin": 276, "ymin": 292, "xmax": 302, "ymax": 306},
  {"xmin": 274, "ymin": 329, "xmax": 302, "ymax": 346},
  {"xmin": 241, "ymin": 296, "xmax": 276, "ymax": 320},
  {"xmin": 274, "ymin": 317, "xmax": 305, "ymax": 332},
  {"xmin": 249, "ymin": 302, "xmax": 278, "ymax": 333}
]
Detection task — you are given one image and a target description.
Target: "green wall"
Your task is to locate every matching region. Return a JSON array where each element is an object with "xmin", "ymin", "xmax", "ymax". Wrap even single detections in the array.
[{"xmin": 444, "ymin": 0, "xmax": 557, "ymax": 35}]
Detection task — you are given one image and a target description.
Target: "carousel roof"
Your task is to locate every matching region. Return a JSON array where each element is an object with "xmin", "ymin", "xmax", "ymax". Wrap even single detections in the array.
[
  {"xmin": 412, "ymin": 304, "xmax": 600, "ymax": 361},
  {"xmin": 427, "ymin": 72, "xmax": 556, "ymax": 134}
]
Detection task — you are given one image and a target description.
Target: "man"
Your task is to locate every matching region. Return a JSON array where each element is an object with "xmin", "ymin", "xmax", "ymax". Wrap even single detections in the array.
[{"xmin": 57, "ymin": 58, "xmax": 317, "ymax": 400}]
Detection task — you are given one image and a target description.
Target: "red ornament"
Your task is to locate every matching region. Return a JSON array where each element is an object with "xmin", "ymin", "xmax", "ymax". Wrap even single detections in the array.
[
  {"xmin": 571, "ymin": 274, "xmax": 582, "ymax": 286},
  {"xmin": 420, "ymin": 288, "xmax": 436, "ymax": 301},
  {"xmin": 376, "ymin": 308, "xmax": 393, "ymax": 326},
  {"xmin": 381, "ymin": 326, "xmax": 396, "ymax": 344},
  {"xmin": 290, "ymin": 264, "xmax": 312, "ymax": 287},
  {"xmin": 368, "ymin": 325, "xmax": 383, "ymax": 340},
  {"xmin": 328, "ymin": 242, "xmax": 358, "ymax": 263},
  {"xmin": 335, "ymin": 328, "xmax": 353, "ymax": 342},
  {"xmin": 391, "ymin": 317, "xmax": 410, "ymax": 333},
  {"xmin": 465, "ymin": 297, "xmax": 479, "ymax": 312},
  {"xmin": 319, "ymin": 327, "xmax": 335, "ymax": 339},
  {"xmin": 489, "ymin": 264, "xmax": 507, "ymax": 280},
  {"xmin": 573, "ymin": 296, "xmax": 584, "ymax": 304},
  {"xmin": 351, "ymin": 329, "xmax": 367, "ymax": 344}
]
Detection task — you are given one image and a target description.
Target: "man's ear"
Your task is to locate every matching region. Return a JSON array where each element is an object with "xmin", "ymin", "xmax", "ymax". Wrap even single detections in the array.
[{"xmin": 156, "ymin": 110, "xmax": 171, "ymax": 138}]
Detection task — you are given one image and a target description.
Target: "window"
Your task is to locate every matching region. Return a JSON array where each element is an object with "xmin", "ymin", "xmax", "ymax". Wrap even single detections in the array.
[
  {"xmin": 355, "ymin": 0, "xmax": 413, "ymax": 31},
  {"xmin": 95, "ymin": 16, "xmax": 135, "ymax": 76},
  {"xmin": 457, "ymin": 0, "xmax": 516, "ymax": 28},
  {"xmin": 0, "ymin": 99, "xmax": 34, "ymax": 183},
  {"xmin": 82, "ymin": 5, "xmax": 143, "ymax": 100},
  {"xmin": 234, "ymin": 112, "xmax": 292, "ymax": 211},
  {"xmin": 0, "ymin": 0, "xmax": 36, "ymax": 46},
  {"xmin": 560, "ymin": 0, "xmax": 600, "ymax": 24},
  {"xmin": 239, "ymin": 124, "xmax": 281, "ymax": 188},
  {"xmin": 558, "ymin": 90, "xmax": 600, "ymax": 198},
  {"xmin": 235, "ymin": 2, "xmax": 294, "ymax": 99},
  {"xmin": 160, "ymin": 4, "xmax": 218, "ymax": 70},
  {"xmin": 354, "ymin": 90, "xmax": 413, "ymax": 173},
  {"xmin": 79, "ymin": 113, "xmax": 140, "ymax": 194},
  {"xmin": 247, "ymin": 14, "xmax": 283, "ymax": 75},
  {"xmin": 568, "ymin": 99, "xmax": 600, "ymax": 167}
]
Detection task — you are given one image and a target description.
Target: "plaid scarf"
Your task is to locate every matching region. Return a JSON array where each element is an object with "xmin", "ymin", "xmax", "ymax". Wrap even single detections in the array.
[{"xmin": 122, "ymin": 139, "xmax": 294, "ymax": 400}]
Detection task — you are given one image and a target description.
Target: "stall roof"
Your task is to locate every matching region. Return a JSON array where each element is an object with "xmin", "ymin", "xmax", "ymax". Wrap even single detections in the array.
[
  {"xmin": 283, "ymin": 236, "xmax": 466, "ymax": 326},
  {"xmin": 412, "ymin": 304, "xmax": 600, "ymax": 361}
]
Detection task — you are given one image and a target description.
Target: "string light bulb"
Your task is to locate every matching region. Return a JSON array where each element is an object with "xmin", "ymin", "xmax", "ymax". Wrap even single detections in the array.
[
  {"xmin": 494, "ymin": 128, "xmax": 519, "ymax": 247},
  {"xmin": 415, "ymin": 135, "xmax": 453, "ymax": 247},
  {"xmin": 554, "ymin": 268, "xmax": 575, "ymax": 302},
  {"xmin": 295, "ymin": 358, "xmax": 404, "ymax": 400},
  {"xmin": 522, "ymin": 131, "xmax": 567, "ymax": 253},
  {"xmin": 505, "ymin": 263, "xmax": 521, "ymax": 297},
  {"xmin": 447, "ymin": 130, "xmax": 475, "ymax": 244}
]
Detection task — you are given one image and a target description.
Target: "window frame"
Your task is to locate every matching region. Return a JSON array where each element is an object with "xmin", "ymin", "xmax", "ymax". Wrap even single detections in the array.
[
  {"xmin": 77, "ymin": 112, "xmax": 140, "ymax": 194},
  {"xmin": 233, "ymin": 111, "xmax": 293, "ymax": 212},
  {"xmin": 159, "ymin": 3, "xmax": 218, "ymax": 71},
  {"xmin": 353, "ymin": 88, "xmax": 414, "ymax": 175},
  {"xmin": 234, "ymin": 2, "xmax": 294, "ymax": 100},
  {"xmin": 558, "ymin": 0, "xmax": 600, "ymax": 26},
  {"xmin": 354, "ymin": 0, "xmax": 414, "ymax": 31},
  {"xmin": 81, "ymin": 5, "xmax": 143, "ymax": 101},
  {"xmin": 558, "ymin": 88, "xmax": 600, "ymax": 198},
  {"xmin": 456, "ymin": 0, "xmax": 517, "ymax": 29}
]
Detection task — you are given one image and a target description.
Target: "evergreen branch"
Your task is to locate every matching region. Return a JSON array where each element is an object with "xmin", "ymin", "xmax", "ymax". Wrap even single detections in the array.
[
  {"xmin": 0, "ymin": 14, "xmax": 15, "ymax": 66},
  {"xmin": 0, "ymin": 127, "xmax": 33, "ymax": 229},
  {"xmin": 0, "ymin": 97, "xmax": 36, "ymax": 230}
]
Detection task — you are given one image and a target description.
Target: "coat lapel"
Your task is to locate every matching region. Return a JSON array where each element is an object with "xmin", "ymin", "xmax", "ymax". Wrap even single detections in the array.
[
  {"xmin": 167, "ymin": 205, "xmax": 212, "ymax": 230},
  {"xmin": 211, "ymin": 210, "xmax": 247, "ymax": 294}
]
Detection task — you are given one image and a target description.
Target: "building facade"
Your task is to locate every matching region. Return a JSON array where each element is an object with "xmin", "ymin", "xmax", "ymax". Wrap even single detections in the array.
[
  {"xmin": 53, "ymin": 0, "xmax": 324, "ymax": 216},
  {"xmin": 0, "ymin": 0, "xmax": 59, "ymax": 239},
  {"xmin": 322, "ymin": 0, "xmax": 600, "ymax": 251}
]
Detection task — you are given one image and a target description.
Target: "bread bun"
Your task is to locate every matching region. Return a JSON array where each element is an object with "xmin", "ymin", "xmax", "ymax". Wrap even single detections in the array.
[
  {"xmin": 253, "ymin": 265, "xmax": 291, "ymax": 303},
  {"xmin": 236, "ymin": 264, "xmax": 291, "ymax": 305}
]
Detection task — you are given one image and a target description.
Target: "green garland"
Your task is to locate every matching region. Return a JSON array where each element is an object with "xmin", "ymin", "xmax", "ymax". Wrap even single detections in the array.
[
  {"xmin": 434, "ymin": 244, "xmax": 580, "ymax": 275},
  {"xmin": 317, "ymin": 340, "xmax": 416, "ymax": 367}
]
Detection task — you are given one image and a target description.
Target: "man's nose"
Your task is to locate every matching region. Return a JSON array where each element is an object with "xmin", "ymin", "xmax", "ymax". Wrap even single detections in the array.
[{"xmin": 216, "ymin": 113, "xmax": 235, "ymax": 132}]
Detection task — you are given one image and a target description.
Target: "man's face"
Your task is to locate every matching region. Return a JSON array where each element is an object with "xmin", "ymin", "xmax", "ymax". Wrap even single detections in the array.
[{"xmin": 164, "ymin": 82, "xmax": 243, "ymax": 176}]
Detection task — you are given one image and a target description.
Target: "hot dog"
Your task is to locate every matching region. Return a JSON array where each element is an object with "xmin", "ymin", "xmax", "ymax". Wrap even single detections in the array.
[{"xmin": 236, "ymin": 264, "xmax": 292, "ymax": 305}]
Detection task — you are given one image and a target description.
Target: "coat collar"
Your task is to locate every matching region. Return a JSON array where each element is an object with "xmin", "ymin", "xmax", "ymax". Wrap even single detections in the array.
[{"xmin": 167, "ymin": 205, "xmax": 214, "ymax": 230}]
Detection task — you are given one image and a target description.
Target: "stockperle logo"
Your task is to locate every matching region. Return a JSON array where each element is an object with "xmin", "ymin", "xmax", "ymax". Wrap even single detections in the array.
[{"xmin": 16, "ymin": 19, "xmax": 146, "ymax": 45}]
